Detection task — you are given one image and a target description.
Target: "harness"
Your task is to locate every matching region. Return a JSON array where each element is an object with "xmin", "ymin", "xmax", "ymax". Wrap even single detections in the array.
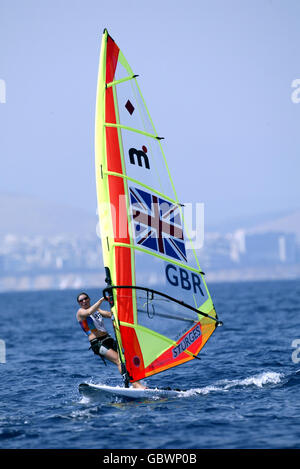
[{"xmin": 89, "ymin": 334, "xmax": 117, "ymax": 365}]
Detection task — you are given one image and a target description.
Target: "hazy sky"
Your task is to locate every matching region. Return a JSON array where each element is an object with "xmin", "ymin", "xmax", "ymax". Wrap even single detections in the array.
[{"xmin": 1, "ymin": 0, "xmax": 299, "ymax": 228}]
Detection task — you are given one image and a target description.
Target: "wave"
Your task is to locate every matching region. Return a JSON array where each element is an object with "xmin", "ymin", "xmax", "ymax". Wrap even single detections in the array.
[
  {"xmin": 76, "ymin": 370, "xmax": 300, "ymax": 404},
  {"xmin": 181, "ymin": 371, "xmax": 284, "ymax": 397}
]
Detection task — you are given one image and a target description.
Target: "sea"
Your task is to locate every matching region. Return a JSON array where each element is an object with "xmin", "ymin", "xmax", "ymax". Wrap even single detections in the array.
[{"xmin": 0, "ymin": 279, "xmax": 300, "ymax": 452}]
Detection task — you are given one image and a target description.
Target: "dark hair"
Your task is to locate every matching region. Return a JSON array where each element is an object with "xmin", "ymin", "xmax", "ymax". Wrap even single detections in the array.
[{"xmin": 77, "ymin": 292, "xmax": 90, "ymax": 303}]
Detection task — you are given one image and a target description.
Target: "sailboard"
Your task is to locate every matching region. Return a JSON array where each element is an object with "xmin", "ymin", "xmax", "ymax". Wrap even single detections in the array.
[
  {"xmin": 79, "ymin": 383, "xmax": 182, "ymax": 401},
  {"xmin": 94, "ymin": 29, "xmax": 222, "ymax": 389}
]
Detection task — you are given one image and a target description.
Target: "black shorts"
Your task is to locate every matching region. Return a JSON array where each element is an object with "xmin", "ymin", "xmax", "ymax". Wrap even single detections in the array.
[{"xmin": 90, "ymin": 335, "xmax": 117, "ymax": 357}]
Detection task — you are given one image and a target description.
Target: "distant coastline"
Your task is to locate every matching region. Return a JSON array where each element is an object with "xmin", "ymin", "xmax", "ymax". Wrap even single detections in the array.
[
  {"xmin": 1, "ymin": 264, "xmax": 299, "ymax": 293},
  {"xmin": 1, "ymin": 193, "xmax": 299, "ymax": 292}
]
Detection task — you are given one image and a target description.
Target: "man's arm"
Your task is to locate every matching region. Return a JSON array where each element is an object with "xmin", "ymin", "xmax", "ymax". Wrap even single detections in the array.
[
  {"xmin": 97, "ymin": 308, "xmax": 112, "ymax": 319},
  {"xmin": 77, "ymin": 297, "xmax": 106, "ymax": 320}
]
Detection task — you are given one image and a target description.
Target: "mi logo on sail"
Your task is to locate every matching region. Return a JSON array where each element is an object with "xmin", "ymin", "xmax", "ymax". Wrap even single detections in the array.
[{"xmin": 129, "ymin": 146, "xmax": 150, "ymax": 170}]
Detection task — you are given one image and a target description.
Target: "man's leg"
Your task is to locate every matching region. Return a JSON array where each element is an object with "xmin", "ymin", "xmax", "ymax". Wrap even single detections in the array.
[
  {"xmin": 105, "ymin": 348, "xmax": 121, "ymax": 374},
  {"xmin": 105, "ymin": 349, "xmax": 146, "ymax": 388}
]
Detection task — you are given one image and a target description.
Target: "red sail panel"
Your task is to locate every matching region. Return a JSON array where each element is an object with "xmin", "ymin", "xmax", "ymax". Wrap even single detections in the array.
[
  {"xmin": 120, "ymin": 323, "xmax": 146, "ymax": 381},
  {"xmin": 104, "ymin": 34, "xmax": 142, "ymax": 381},
  {"xmin": 105, "ymin": 35, "xmax": 119, "ymax": 84}
]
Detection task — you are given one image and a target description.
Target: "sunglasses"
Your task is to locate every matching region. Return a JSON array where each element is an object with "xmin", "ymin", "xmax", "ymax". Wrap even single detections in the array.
[{"xmin": 78, "ymin": 297, "xmax": 89, "ymax": 303}]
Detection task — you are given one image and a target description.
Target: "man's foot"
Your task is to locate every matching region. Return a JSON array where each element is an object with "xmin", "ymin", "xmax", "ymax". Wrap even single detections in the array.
[{"xmin": 132, "ymin": 381, "xmax": 147, "ymax": 389}]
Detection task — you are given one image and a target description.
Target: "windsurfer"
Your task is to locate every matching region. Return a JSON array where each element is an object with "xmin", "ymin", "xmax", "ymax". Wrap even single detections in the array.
[{"xmin": 76, "ymin": 292, "xmax": 146, "ymax": 389}]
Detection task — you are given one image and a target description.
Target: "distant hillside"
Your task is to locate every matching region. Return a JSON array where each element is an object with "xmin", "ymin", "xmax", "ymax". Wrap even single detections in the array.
[
  {"xmin": 247, "ymin": 209, "xmax": 300, "ymax": 241},
  {"xmin": 1, "ymin": 192, "xmax": 299, "ymax": 241},
  {"xmin": 0, "ymin": 193, "xmax": 97, "ymax": 237},
  {"xmin": 207, "ymin": 208, "xmax": 300, "ymax": 239}
]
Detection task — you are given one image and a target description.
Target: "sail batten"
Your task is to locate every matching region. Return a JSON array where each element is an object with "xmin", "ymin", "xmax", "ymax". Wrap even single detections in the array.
[
  {"xmin": 95, "ymin": 29, "xmax": 221, "ymax": 384},
  {"xmin": 103, "ymin": 171, "xmax": 182, "ymax": 205},
  {"xmin": 104, "ymin": 122, "xmax": 163, "ymax": 140},
  {"xmin": 111, "ymin": 242, "xmax": 204, "ymax": 274},
  {"xmin": 106, "ymin": 74, "xmax": 138, "ymax": 88}
]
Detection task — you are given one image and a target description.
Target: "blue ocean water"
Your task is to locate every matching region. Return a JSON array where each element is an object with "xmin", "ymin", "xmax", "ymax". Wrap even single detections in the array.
[{"xmin": 0, "ymin": 279, "xmax": 300, "ymax": 449}]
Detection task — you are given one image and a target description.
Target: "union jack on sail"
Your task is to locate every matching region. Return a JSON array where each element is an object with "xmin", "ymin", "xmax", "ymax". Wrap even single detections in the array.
[{"xmin": 129, "ymin": 186, "xmax": 187, "ymax": 262}]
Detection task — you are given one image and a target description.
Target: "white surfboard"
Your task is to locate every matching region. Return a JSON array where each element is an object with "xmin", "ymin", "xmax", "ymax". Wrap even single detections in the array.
[{"xmin": 79, "ymin": 382, "xmax": 183, "ymax": 400}]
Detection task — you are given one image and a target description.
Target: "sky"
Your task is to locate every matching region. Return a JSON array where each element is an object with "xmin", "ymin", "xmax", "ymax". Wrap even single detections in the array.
[{"xmin": 0, "ymin": 0, "xmax": 300, "ymax": 230}]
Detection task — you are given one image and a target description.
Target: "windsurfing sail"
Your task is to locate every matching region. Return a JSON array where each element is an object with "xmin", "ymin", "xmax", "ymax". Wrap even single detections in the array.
[{"xmin": 95, "ymin": 29, "xmax": 222, "ymax": 385}]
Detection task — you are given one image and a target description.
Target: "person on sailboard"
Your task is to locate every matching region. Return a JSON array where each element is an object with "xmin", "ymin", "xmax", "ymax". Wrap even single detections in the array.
[{"xmin": 76, "ymin": 292, "xmax": 145, "ymax": 389}]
